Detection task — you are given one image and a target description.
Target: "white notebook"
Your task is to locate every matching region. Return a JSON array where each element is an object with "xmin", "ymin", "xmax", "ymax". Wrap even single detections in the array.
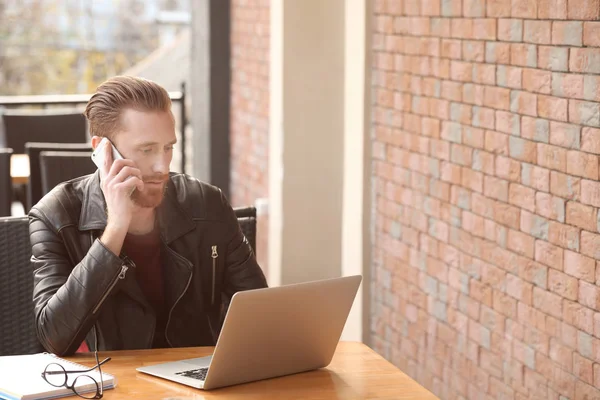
[{"xmin": 0, "ymin": 353, "xmax": 116, "ymax": 400}]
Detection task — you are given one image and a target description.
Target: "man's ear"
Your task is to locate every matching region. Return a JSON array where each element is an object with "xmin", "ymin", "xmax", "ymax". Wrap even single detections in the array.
[{"xmin": 91, "ymin": 136, "xmax": 104, "ymax": 150}]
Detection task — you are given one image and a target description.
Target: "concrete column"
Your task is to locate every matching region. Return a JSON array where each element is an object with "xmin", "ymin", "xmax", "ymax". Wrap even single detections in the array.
[
  {"xmin": 268, "ymin": 0, "xmax": 346, "ymax": 286},
  {"xmin": 269, "ymin": 0, "xmax": 370, "ymax": 342}
]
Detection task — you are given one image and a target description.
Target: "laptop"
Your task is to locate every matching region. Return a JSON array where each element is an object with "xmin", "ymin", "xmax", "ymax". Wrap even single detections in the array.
[{"xmin": 136, "ymin": 275, "xmax": 362, "ymax": 390}]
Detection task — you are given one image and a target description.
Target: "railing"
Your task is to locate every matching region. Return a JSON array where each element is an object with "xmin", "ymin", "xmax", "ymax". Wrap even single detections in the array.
[{"xmin": 0, "ymin": 82, "xmax": 188, "ymax": 174}]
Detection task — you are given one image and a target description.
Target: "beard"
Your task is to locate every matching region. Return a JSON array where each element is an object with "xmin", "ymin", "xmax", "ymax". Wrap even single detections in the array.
[{"xmin": 131, "ymin": 174, "xmax": 169, "ymax": 208}]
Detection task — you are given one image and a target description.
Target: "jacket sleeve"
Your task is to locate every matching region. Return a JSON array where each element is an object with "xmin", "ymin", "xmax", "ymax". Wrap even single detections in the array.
[
  {"xmin": 29, "ymin": 209, "xmax": 128, "ymax": 356},
  {"xmin": 219, "ymin": 191, "xmax": 268, "ymax": 299}
]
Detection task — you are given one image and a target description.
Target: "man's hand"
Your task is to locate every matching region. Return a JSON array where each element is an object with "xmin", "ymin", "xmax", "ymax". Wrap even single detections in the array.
[{"xmin": 98, "ymin": 140, "xmax": 144, "ymax": 255}]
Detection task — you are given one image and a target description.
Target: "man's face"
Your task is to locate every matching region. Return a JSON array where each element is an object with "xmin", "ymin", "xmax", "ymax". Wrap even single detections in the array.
[{"xmin": 110, "ymin": 109, "xmax": 176, "ymax": 208}]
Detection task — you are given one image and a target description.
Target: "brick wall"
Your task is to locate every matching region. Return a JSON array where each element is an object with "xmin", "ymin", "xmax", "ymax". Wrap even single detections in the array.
[
  {"xmin": 230, "ymin": 0, "xmax": 269, "ymax": 271},
  {"xmin": 371, "ymin": 0, "xmax": 600, "ymax": 398}
]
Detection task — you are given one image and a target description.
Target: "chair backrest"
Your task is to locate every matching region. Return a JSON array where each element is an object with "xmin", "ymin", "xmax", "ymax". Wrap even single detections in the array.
[
  {"xmin": 234, "ymin": 206, "xmax": 257, "ymax": 255},
  {"xmin": 1, "ymin": 109, "xmax": 87, "ymax": 154},
  {"xmin": 39, "ymin": 151, "xmax": 95, "ymax": 196},
  {"xmin": 25, "ymin": 142, "xmax": 92, "ymax": 210},
  {"xmin": 0, "ymin": 216, "xmax": 44, "ymax": 355},
  {"xmin": 0, "ymin": 148, "xmax": 13, "ymax": 217}
]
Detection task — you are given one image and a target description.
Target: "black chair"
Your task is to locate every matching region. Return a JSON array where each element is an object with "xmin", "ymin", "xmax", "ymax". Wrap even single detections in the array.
[
  {"xmin": 234, "ymin": 206, "xmax": 257, "ymax": 255},
  {"xmin": 0, "ymin": 148, "xmax": 13, "ymax": 217},
  {"xmin": 39, "ymin": 151, "xmax": 95, "ymax": 196},
  {"xmin": 0, "ymin": 216, "xmax": 44, "ymax": 355},
  {"xmin": 0, "ymin": 109, "xmax": 88, "ymax": 155},
  {"xmin": 25, "ymin": 142, "xmax": 92, "ymax": 210}
]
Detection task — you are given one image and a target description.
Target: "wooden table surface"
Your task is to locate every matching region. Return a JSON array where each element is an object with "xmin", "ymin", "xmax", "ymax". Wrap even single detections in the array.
[
  {"xmin": 10, "ymin": 154, "xmax": 29, "ymax": 185},
  {"xmin": 67, "ymin": 342, "xmax": 437, "ymax": 399}
]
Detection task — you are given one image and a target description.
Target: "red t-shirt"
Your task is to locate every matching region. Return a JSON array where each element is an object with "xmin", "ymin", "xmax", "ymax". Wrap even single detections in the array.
[{"xmin": 77, "ymin": 225, "xmax": 166, "ymax": 353}]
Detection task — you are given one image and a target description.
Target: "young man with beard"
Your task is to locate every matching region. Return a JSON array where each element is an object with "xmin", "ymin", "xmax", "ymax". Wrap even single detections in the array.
[{"xmin": 29, "ymin": 76, "xmax": 267, "ymax": 356}]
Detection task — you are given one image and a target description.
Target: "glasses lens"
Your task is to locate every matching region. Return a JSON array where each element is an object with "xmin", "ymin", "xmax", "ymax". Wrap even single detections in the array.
[
  {"xmin": 73, "ymin": 375, "xmax": 99, "ymax": 399},
  {"xmin": 43, "ymin": 363, "xmax": 67, "ymax": 387}
]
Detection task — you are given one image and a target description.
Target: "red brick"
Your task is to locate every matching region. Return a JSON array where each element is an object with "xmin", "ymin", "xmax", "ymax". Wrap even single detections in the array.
[
  {"xmin": 441, "ymin": 161, "xmax": 462, "ymax": 185},
  {"xmin": 569, "ymin": 99, "xmax": 600, "ymax": 128},
  {"xmin": 538, "ymin": 46, "xmax": 569, "ymax": 72},
  {"xmin": 462, "ymin": 83, "xmax": 485, "ymax": 105},
  {"xmin": 581, "ymin": 231, "xmax": 600, "ymax": 260},
  {"xmin": 566, "ymin": 201, "xmax": 597, "ymax": 232},
  {"xmin": 565, "ymin": 250, "xmax": 596, "ymax": 282},
  {"xmin": 548, "ymin": 269, "xmax": 579, "ymax": 300},
  {"xmin": 484, "ymin": 175, "xmax": 509, "ymax": 202},
  {"xmin": 570, "ymin": 48, "xmax": 600, "ymax": 74},
  {"xmin": 510, "ymin": 44, "xmax": 537, "ymax": 69},
  {"xmin": 498, "ymin": 65, "xmax": 523, "ymax": 89},
  {"xmin": 524, "ymin": 20, "xmax": 551, "ymax": 44},
  {"xmin": 494, "ymin": 201, "xmax": 522, "ymax": 230},
  {"xmin": 582, "ymin": 127, "xmax": 600, "ymax": 155},
  {"xmin": 484, "ymin": 131, "xmax": 508, "ymax": 155},
  {"xmin": 510, "ymin": 183, "xmax": 536, "ymax": 212},
  {"xmin": 583, "ymin": 22, "xmax": 600, "ymax": 46},
  {"xmin": 506, "ymin": 273, "xmax": 534, "ymax": 305},
  {"xmin": 552, "ymin": 72, "xmax": 584, "ymax": 99},
  {"xmin": 550, "ymin": 121, "xmax": 581, "ymax": 149},
  {"xmin": 522, "ymin": 163, "xmax": 550, "ymax": 191},
  {"xmin": 538, "ymin": 95, "xmax": 568, "ymax": 122},
  {"xmin": 462, "ymin": 40, "xmax": 485, "ymax": 62},
  {"xmin": 552, "ymin": 21, "xmax": 583, "ymax": 46},
  {"xmin": 441, "ymin": 39, "xmax": 462, "ymax": 59},
  {"xmin": 486, "ymin": 0, "xmax": 510, "ymax": 16},
  {"xmin": 507, "ymin": 229, "xmax": 535, "ymax": 258},
  {"xmin": 538, "ymin": 144, "xmax": 567, "ymax": 172},
  {"xmin": 522, "ymin": 68, "xmax": 551, "ymax": 95},
  {"xmin": 441, "ymin": 81, "xmax": 463, "ymax": 102},
  {"xmin": 495, "ymin": 155, "xmax": 521, "ymax": 182},
  {"xmin": 535, "ymin": 240, "xmax": 564, "ymax": 270},
  {"xmin": 533, "ymin": 287, "xmax": 563, "ymax": 319},
  {"xmin": 486, "ymin": 42, "xmax": 510, "ymax": 65},
  {"xmin": 483, "ymin": 87, "xmax": 510, "ymax": 110},
  {"xmin": 450, "ymin": 144, "xmax": 473, "ymax": 167},
  {"xmin": 568, "ymin": 0, "xmax": 600, "ymax": 20},
  {"xmin": 496, "ymin": 111, "xmax": 520, "ymax": 136},
  {"xmin": 549, "ymin": 338, "xmax": 573, "ymax": 370},
  {"xmin": 509, "ymin": 136, "xmax": 537, "ymax": 163},
  {"xmin": 550, "ymin": 171, "xmax": 580, "ymax": 200},
  {"xmin": 535, "ymin": 192, "xmax": 565, "ymax": 223},
  {"xmin": 499, "ymin": 18, "xmax": 523, "ymax": 42},
  {"xmin": 462, "ymin": 211, "xmax": 486, "ymax": 238},
  {"xmin": 548, "ymin": 221, "xmax": 580, "ymax": 251},
  {"xmin": 538, "ymin": 0, "xmax": 568, "ymax": 19},
  {"xmin": 573, "ymin": 353, "xmax": 594, "ymax": 385},
  {"xmin": 472, "ymin": 18, "xmax": 496, "ymax": 41},
  {"xmin": 567, "ymin": 151, "xmax": 599, "ymax": 180},
  {"xmin": 512, "ymin": 0, "xmax": 537, "ymax": 18},
  {"xmin": 580, "ymin": 281, "xmax": 600, "ymax": 311},
  {"xmin": 576, "ymin": 379, "xmax": 600, "ymax": 399},
  {"xmin": 493, "ymin": 289, "xmax": 517, "ymax": 318}
]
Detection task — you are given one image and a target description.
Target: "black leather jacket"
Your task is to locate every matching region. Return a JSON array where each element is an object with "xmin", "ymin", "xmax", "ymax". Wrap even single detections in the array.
[{"xmin": 29, "ymin": 171, "xmax": 267, "ymax": 356}]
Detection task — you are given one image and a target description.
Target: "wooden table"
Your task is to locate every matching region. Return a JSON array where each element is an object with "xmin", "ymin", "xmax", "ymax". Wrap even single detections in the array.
[
  {"xmin": 67, "ymin": 342, "xmax": 437, "ymax": 399},
  {"xmin": 10, "ymin": 154, "xmax": 29, "ymax": 185}
]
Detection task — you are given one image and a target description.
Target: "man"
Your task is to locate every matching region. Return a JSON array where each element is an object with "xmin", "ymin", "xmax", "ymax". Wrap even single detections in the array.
[{"xmin": 29, "ymin": 76, "xmax": 267, "ymax": 356}]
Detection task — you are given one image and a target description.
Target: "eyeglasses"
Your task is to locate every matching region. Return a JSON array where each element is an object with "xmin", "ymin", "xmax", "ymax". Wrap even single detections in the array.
[{"xmin": 41, "ymin": 350, "xmax": 112, "ymax": 399}]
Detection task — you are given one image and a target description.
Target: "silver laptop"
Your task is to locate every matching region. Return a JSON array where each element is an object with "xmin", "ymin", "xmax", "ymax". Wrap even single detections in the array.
[{"xmin": 136, "ymin": 275, "xmax": 362, "ymax": 390}]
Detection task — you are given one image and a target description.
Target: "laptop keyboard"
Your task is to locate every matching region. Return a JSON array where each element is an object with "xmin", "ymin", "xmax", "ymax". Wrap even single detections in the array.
[{"xmin": 175, "ymin": 367, "xmax": 209, "ymax": 381}]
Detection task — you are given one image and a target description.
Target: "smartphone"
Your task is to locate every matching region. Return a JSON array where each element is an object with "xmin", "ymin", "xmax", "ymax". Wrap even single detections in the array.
[{"xmin": 91, "ymin": 137, "xmax": 124, "ymax": 169}]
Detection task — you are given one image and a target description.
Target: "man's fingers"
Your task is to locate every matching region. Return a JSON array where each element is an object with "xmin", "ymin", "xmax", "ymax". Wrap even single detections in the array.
[{"xmin": 112, "ymin": 166, "xmax": 142, "ymax": 184}]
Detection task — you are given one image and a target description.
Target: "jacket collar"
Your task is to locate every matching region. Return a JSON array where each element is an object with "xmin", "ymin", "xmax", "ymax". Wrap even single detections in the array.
[{"xmin": 78, "ymin": 171, "xmax": 196, "ymax": 243}]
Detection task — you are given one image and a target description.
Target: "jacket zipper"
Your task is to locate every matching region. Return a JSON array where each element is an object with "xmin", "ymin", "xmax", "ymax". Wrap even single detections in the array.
[
  {"xmin": 163, "ymin": 244, "xmax": 193, "ymax": 348},
  {"xmin": 92, "ymin": 261, "xmax": 130, "ymax": 314},
  {"xmin": 211, "ymin": 245, "xmax": 218, "ymax": 305}
]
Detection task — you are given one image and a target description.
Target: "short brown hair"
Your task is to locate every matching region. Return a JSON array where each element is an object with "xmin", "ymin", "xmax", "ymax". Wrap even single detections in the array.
[{"xmin": 84, "ymin": 76, "xmax": 172, "ymax": 138}]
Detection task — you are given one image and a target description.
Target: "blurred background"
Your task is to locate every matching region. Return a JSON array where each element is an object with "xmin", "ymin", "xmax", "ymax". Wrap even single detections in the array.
[{"xmin": 3, "ymin": 0, "xmax": 600, "ymax": 398}]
